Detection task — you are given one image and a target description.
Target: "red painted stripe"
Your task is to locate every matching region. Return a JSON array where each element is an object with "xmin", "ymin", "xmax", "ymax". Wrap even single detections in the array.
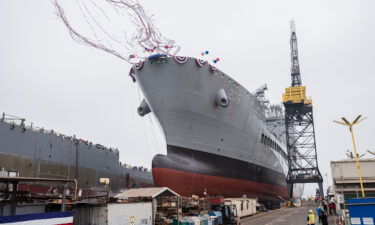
[{"xmin": 152, "ymin": 167, "xmax": 288, "ymax": 200}]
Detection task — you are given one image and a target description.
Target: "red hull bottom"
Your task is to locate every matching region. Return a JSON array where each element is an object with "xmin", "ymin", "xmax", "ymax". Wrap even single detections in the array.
[{"xmin": 153, "ymin": 167, "xmax": 288, "ymax": 202}]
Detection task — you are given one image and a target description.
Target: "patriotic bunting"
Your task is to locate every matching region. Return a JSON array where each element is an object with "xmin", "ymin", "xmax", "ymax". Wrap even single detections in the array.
[
  {"xmin": 174, "ymin": 56, "xmax": 188, "ymax": 64},
  {"xmin": 195, "ymin": 59, "xmax": 207, "ymax": 67},
  {"xmin": 134, "ymin": 61, "xmax": 144, "ymax": 70}
]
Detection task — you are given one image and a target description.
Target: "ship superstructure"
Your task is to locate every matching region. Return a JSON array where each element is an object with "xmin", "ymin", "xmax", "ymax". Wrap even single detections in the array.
[{"xmin": 0, "ymin": 113, "xmax": 153, "ymax": 196}]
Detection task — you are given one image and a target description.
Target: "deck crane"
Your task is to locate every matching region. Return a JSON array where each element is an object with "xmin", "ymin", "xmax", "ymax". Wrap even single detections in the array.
[{"xmin": 282, "ymin": 21, "xmax": 324, "ymax": 199}]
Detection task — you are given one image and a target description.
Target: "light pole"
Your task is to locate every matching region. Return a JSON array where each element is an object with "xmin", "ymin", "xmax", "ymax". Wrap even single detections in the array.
[{"xmin": 333, "ymin": 115, "xmax": 366, "ymax": 197}]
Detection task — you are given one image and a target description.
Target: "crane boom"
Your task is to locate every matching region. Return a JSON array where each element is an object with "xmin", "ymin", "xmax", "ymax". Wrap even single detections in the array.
[
  {"xmin": 282, "ymin": 21, "xmax": 311, "ymax": 105},
  {"xmin": 290, "ymin": 20, "xmax": 302, "ymax": 87}
]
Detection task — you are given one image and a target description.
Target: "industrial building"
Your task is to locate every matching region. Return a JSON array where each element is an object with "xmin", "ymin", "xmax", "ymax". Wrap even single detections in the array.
[{"xmin": 330, "ymin": 159, "xmax": 375, "ymax": 219}]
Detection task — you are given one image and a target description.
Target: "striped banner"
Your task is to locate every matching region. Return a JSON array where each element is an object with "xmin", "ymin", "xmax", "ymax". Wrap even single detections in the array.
[
  {"xmin": 174, "ymin": 56, "xmax": 188, "ymax": 64},
  {"xmin": 0, "ymin": 211, "xmax": 73, "ymax": 225}
]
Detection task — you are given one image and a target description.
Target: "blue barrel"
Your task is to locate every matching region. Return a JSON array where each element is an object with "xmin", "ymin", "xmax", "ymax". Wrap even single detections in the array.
[{"xmin": 347, "ymin": 197, "xmax": 375, "ymax": 225}]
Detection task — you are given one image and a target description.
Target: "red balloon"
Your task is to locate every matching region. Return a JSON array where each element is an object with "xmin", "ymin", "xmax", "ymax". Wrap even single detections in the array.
[
  {"xmin": 164, "ymin": 45, "xmax": 169, "ymax": 49},
  {"xmin": 216, "ymin": 58, "xmax": 220, "ymax": 61}
]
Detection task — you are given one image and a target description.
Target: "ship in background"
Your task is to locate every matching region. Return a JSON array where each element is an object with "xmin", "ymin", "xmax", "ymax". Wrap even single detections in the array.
[
  {"xmin": 264, "ymin": 103, "xmax": 304, "ymax": 200},
  {"xmin": 0, "ymin": 113, "xmax": 153, "ymax": 196},
  {"xmin": 132, "ymin": 56, "xmax": 303, "ymax": 206}
]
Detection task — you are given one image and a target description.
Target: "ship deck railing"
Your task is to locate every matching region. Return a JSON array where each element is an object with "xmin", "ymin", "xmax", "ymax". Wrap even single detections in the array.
[
  {"xmin": 1, "ymin": 113, "xmax": 152, "ymax": 172},
  {"xmin": 0, "ymin": 113, "xmax": 119, "ymax": 153}
]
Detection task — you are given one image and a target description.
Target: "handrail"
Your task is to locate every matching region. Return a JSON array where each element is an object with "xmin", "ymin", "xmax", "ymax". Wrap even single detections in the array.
[
  {"xmin": 1, "ymin": 112, "xmax": 150, "ymax": 172},
  {"xmin": 1, "ymin": 112, "xmax": 119, "ymax": 153}
]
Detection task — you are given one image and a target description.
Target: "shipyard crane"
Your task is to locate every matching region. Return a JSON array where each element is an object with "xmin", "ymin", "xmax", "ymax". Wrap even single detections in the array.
[{"xmin": 282, "ymin": 21, "xmax": 324, "ymax": 199}]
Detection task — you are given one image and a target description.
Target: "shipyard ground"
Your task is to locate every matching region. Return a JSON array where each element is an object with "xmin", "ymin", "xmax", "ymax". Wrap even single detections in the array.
[{"xmin": 242, "ymin": 202, "xmax": 338, "ymax": 225}]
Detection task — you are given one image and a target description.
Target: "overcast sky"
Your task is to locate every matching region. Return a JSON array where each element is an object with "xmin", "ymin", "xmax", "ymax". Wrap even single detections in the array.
[{"xmin": 1, "ymin": 0, "xmax": 374, "ymax": 197}]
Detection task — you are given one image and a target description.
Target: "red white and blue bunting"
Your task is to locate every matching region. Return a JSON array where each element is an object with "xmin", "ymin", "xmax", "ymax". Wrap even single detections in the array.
[
  {"xmin": 195, "ymin": 59, "xmax": 207, "ymax": 67},
  {"xmin": 174, "ymin": 56, "xmax": 188, "ymax": 64},
  {"xmin": 210, "ymin": 65, "xmax": 218, "ymax": 74},
  {"xmin": 134, "ymin": 61, "xmax": 144, "ymax": 70}
]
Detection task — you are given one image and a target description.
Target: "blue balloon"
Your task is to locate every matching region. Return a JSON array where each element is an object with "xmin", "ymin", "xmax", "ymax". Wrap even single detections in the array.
[
  {"xmin": 205, "ymin": 51, "xmax": 209, "ymax": 54},
  {"xmin": 213, "ymin": 60, "xmax": 217, "ymax": 63}
]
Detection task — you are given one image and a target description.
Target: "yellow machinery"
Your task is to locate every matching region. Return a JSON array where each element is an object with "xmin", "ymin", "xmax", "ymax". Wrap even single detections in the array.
[{"xmin": 282, "ymin": 86, "xmax": 312, "ymax": 105}]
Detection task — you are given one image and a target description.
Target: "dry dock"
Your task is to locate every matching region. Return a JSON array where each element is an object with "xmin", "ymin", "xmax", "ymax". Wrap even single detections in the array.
[{"xmin": 242, "ymin": 202, "xmax": 338, "ymax": 225}]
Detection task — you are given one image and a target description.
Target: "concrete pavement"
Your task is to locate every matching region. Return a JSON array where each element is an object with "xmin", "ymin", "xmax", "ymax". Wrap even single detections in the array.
[{"xmin": 242, "ymin": 202, "xmax": 338, "ymax": 225}]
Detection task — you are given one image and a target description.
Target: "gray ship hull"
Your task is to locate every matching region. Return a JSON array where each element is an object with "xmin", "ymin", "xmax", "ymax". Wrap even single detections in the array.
[
  {"xmin": 132, "ymin": 56, "xmax": 289, "ymax": 203},
  {"xmin": 0, "ymin": 117, "xmax": 153, "ymax": 195}
]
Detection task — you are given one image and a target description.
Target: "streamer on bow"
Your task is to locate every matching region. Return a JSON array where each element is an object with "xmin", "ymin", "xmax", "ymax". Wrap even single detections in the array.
[{"xmin": 53, "ymin": 0, "xmax": 180, "ymax": 64}]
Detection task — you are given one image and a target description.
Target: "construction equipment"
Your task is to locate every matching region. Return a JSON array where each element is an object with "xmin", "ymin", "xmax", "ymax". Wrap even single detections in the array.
[{"xmin": 282, "ymin": 21, "xmax": 324, "ymax": 199}]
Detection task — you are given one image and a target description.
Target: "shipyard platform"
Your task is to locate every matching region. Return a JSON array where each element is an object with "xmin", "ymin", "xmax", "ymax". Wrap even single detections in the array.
[{"xmin": 242, "ymin": 202, "xmax": 338, "ymax": 225}]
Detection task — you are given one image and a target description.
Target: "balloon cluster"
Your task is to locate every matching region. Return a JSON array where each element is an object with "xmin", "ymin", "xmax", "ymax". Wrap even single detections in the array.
[
  {"xmin": 201, "ymin": 50, "xmax": 209, "ymax": 56},
  {"xmin": 200, "ymin": 50, "xmax": 220, "ymax": 63}
]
